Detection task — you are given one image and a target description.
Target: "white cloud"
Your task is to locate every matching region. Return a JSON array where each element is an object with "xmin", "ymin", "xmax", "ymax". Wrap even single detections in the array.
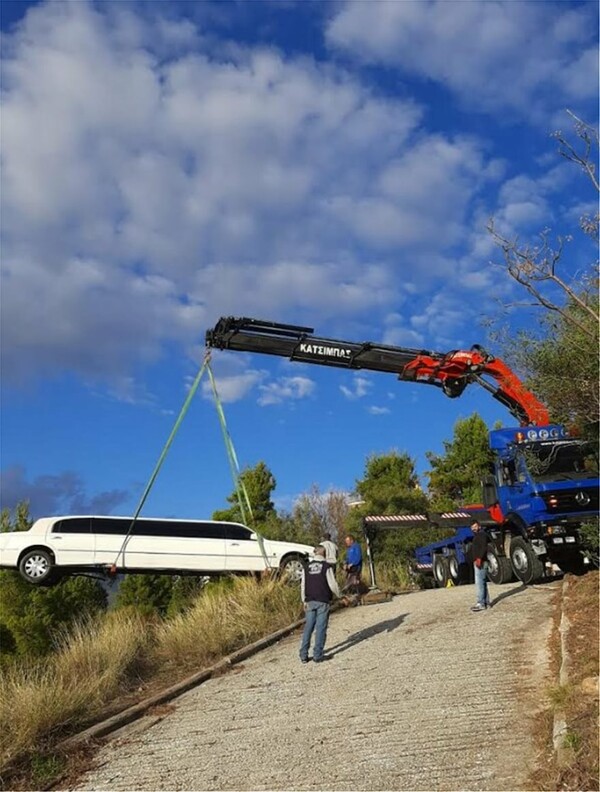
[
  {"xmin": 326, "ymin": 135, "xmax": 502, "ymax": 251},
  {"xmin": 0, "ymin": 1, "xmax": 505, "ymax": 387},
  {"xmin": 102, "ymin": 376, "xmax": 158, "ymax": 408},
  {"xmin": 382, "ymin": 325, "xmax": 425, "ymax": 348},
  {"xmin": 192, "ymin": 260, "xmax": 396, "ymax": 322},
  {"xmin": 382, "ymin": 293, "xmax": 468, "ymax": 351},
  {"xmin": 340, "ymin": 376, "xmax": 371, "ymax": 400},
  {"xmin": 257, "ymin": 376, "xmax": 316, "ymax": 406},
  {"xmin": 327, "ymin": 0, "xmax": 598, "ymax": 120},
  {"xmin": 199, "ymin": 356, "xmax": 267, "ymax": 403},
  {"xmin": 2, "ymin": 254, "xmax": 205, "ymax": 384},
  {"xmin": 199, "ymin": 352, "xmax": 314, "ymax": 406},
  {"xmin": 367, "ymin": 405, "xmax": 390, "ymax": 416}
]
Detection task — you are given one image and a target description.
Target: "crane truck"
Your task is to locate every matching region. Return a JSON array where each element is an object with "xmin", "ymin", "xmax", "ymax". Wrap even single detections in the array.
[{"xmin": 205, "ymin": 316, "xmax": 599, "ymax": 585}]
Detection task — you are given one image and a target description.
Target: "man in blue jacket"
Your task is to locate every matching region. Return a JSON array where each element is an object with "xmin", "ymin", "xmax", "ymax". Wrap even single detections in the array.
[{"xmin": 343, "ymin": 534, "xmax": 363, "ymax": 594}]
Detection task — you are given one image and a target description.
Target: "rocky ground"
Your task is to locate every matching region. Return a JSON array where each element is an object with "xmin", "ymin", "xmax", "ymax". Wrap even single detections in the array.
[{"xmin": 73, "ymin": 580, "xmax": 556, "ymax": 791}]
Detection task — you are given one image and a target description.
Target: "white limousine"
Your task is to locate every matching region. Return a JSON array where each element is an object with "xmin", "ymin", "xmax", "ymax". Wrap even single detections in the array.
[{"xmin": 0, "ymin": 516, "xmax": 315, "ymax": 585}]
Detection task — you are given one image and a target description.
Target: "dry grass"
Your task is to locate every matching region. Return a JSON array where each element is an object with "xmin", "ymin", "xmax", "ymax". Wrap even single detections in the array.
[
  {"xmin": 557, "ymin": 571, "xmax": 599, "ymax": 791},
  {"xmin": 373, "ymin": 561, "xmax": 416, "ymax": 593},
  {"xmin": 529, "ymin": 570, "xmax": 599, "ymax": 792},
  {"xmin": 0, "ymin": 577, "xmax": 301, "ymax": 780},
  {"xmin": 155, "ymin": 576, "xmax": 301, "ymax": 669},
  {"xmin": 0, "ymin": 610, "xmax": 150, "ymax": 772}
]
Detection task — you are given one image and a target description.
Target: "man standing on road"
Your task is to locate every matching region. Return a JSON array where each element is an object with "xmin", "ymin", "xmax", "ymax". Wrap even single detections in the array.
[
  {"xmin": 319, "ymin": 532, "xmax": 337, "ymax": 568},
  {"xmin": 299, "ymin": 545, "xmax": 341, "ymax": 663},
  {"xmin": 343, "ymin": 535, "xmax": 363, "ymax": 595},
  {"xmin": 470, "ymin": 520, "xmax": 490, "ymax": 612}
]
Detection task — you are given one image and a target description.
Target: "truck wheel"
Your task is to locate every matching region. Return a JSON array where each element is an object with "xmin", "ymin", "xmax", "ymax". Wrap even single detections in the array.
[
  {"xmin": 509, "ymin": 537, "xmax": 544, "ymax": 585},
  {"xmin": 486, "ymin": 546, "xmax": 514, "ymax": 585},
  {"xmin": 18, "ymin": 548, "xmax": 56, "ymax": 585},
  {"xmin": 557, "ymin": 554, "xmax": 587, "ymax": 576},
  {"xmin": 448, "ymin": 554, "xmax": 469, "ymax": 585},
  {"xmin": 432, "ymin": 555, "xmax": 449, "ymax": 588}
]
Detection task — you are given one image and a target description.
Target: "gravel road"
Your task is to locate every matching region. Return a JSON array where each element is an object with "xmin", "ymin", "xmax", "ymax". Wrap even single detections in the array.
[{"xmin": 73, "ymin": 581, "xmax": 555, "ymax": 791}]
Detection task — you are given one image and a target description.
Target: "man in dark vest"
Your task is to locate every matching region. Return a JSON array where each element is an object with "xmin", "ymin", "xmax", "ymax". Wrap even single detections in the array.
[{"xmin": 299, "ymin": 545, "xmax": 341, "ymax": 663}]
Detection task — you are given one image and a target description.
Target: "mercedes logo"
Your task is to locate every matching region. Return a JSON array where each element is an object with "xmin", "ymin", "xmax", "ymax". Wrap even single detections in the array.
[{"xmin": 575, "ymin": 491, "xmax": 591, "ymax": 506}]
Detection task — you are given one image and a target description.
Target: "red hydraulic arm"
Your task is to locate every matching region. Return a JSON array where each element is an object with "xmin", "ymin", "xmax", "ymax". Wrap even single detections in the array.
[
  {"xmin": 205, "ymin": 317, "xmax": 550, "ymax": 426},
  {"xmin": 401, "ymin": 346, "xmax": 550, "ymax": 425}
]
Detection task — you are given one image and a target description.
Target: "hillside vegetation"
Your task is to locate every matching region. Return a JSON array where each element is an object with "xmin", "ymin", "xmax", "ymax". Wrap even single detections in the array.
[{"xmin": 0, "ymin": 576, "xmax": 300, "ymax": 781}]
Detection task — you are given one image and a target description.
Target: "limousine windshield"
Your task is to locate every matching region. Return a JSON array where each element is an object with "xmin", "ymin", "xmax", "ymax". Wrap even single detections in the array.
[{"xmin": 0, "ymin": 516, "xmax": 313, "ymax": 585}]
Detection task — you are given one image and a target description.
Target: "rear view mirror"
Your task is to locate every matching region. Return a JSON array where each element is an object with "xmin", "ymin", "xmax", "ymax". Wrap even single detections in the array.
[{"xmin": 249, "ymin": 532, "xmax": 258, "ymax": 541}]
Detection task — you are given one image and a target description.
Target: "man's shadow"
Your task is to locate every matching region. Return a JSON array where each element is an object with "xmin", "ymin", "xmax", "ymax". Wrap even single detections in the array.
[{"xmin": 327, "ymin": 614, "xmax": 407, "ymax": 657}]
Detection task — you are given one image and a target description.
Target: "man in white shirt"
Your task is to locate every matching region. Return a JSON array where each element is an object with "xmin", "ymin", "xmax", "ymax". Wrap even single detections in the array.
[{"xmin": 319, "ymin": 532, "xmax": 338, "ymax": 567}]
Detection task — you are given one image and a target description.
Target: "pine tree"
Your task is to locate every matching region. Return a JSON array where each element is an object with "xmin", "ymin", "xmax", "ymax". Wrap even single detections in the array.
[
  {"xmin": 347, "ymin": 451, "xmax": 433, "ymax": 567},
  {"xmin": 212, "ymin": 461, "xmax": 276, "ymax": 528},
  {"xmin": 355, "ymin": 451, "xmax": 429, "ymax": 515},
  {"xmin": 425, "ymin": 414, "xmax": 493, "ymax": 510},
  {"xmin": 0, "ymin": 573, "xmax": 107, "ymax": 657},
  {"xmin": 0, "ymin": 503, "xmax": 107, "ymax": 658},
  {"xmin": 114, "ymin": 574, "xmax": 174, "ymax": 617}
]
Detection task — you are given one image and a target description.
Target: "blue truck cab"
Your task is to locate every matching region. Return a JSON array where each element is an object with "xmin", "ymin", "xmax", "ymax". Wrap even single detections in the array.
[
  {"xmin": 480, "ymin": 424, "xmax": 599, "ymax": 581},
  {"xmin": 368, "ymin": 424, "xmax": 598, "ymax": 588},
  {"xmin": 486, "ymin": 425, "xmax": 598, "ymax": 527}
]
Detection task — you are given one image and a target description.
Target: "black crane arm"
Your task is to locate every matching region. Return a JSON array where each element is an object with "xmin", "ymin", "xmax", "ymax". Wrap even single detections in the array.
[
  {"xmin": 206, "ymin": 316, "xmax": 444, "ymax": 374},
  {"xmin": 205, "ymin": 316, "xmax": 550, "ymax": 425}
]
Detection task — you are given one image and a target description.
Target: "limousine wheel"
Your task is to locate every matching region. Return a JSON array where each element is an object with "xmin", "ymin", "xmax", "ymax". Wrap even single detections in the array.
[
  {"xmin": 280, "ymin": 555, "xmax": 304, "ymax": 583},
  {"xmin": 19, "ymin": 549, "xmax": 54, "ymax": 585}
]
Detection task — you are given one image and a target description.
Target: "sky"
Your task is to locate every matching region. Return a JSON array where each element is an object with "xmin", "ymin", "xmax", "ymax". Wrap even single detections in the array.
[{"xmin": 1, "ymin": 0, "xmax": 598, "ymax": 521}]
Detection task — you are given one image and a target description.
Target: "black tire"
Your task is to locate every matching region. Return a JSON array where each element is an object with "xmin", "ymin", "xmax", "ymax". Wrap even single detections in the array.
[
  {"xmin": 279, "ymin": 554, "xmax": 305, "ymax": 584},
  {"xmin": 486, "ymin": 546, "xmax": 514, "ymax": 585},
  {"xmin": 509, "ymin": 537, "xmax": 544, "ymax": 584},
  {"xmin": 432, "ymin": 555, "xmax": 449, "ymax": 588},
  {"xmin": 556, "ymin": 553, "xmax": 588, "ymax": 576},
  {"xmin": 18, "ymin": 548, "xmax": 55, "ymax": 585},
  {"xmin": 447, "ymin": 553, "xmax": 470, "ymax": 585}
]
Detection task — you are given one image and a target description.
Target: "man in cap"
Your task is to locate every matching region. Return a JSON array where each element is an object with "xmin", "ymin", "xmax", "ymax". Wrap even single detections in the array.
[{"xmin": 299, "ymin": 545, "xmax": 341, "ymax": 663}]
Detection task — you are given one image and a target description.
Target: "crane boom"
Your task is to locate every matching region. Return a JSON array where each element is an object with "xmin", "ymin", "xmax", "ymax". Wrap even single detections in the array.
[{"xmin": 205, "ymin": 316, "xmax": 550, "ymax": 426}]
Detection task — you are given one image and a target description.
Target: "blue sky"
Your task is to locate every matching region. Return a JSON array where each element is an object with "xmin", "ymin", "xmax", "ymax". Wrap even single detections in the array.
[{"xmin": 1, "ymin": 0, "xmax": 598, "ymax": 520}]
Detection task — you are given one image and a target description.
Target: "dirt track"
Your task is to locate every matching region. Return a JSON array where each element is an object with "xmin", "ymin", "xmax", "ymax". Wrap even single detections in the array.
[{"xmin": 73, "ymin": 581, "xmax": 555, "ymax": 791}]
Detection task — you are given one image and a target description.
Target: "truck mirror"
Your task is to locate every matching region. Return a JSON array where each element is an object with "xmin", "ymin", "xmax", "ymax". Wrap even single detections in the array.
[{"xmin": 482, "ymin": 475, "xmax": 498, "ymax": 508}]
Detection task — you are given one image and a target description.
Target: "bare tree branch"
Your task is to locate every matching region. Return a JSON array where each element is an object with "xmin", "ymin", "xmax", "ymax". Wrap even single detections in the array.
[
  {"xmin": 553, "ymin": 111, "xmax": 600, "ymax": 192},
  {"xmin": 487, "ymin": 221, "xmax": 599, "ymax": 339}
]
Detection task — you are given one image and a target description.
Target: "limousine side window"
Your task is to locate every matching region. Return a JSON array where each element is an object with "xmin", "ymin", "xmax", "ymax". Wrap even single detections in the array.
[
  {"xmin": 90, "ymin": 518, "xmax": 130, "ymax": 535},
  {"xmin": 52, "ymin": 518, "xmax": 91, "ymax": 533},
  {"xmin": 90, "ymin": 518, "xmax": 226, "ymax": 539},
  {"xmin": 136, "ymin": 521, "xmax": 226, "ymax": 539},
  {"xmin": 225, "ymin": 524, "xmax": 254, "ymax": 541}
]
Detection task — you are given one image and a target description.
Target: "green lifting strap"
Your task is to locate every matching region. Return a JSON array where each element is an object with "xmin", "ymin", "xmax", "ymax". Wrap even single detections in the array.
[
  {"xmin": 111, "ymin": 354, "xmax": 211, "ymax": 572},
  {"xmin": 111, "ymin": 353, "xmax": 273, "ymax": 574},
  {"xmin": 206, "ymin": 361, "xmax": 272, "ymax": 570}
]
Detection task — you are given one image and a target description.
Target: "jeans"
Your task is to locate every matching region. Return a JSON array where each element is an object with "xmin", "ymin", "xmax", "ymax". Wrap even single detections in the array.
[
  {"xmin": 299, "ymin": 601, "xmax": 330, "ymax": 661},
  {"xmin": 474, "ymin": 564, "xmax": 490, "ymax": 607}
]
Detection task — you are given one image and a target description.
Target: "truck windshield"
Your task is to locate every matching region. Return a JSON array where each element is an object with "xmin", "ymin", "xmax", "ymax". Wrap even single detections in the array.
[{"xmin": 521, "ymin": 440, "xmax": 599, "ymax": 482}]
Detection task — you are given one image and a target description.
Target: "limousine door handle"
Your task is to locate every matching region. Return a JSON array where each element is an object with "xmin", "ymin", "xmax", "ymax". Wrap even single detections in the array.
[{"xmin": 230, "ymin": 542, "xmax": 240, "ymax": 546}]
